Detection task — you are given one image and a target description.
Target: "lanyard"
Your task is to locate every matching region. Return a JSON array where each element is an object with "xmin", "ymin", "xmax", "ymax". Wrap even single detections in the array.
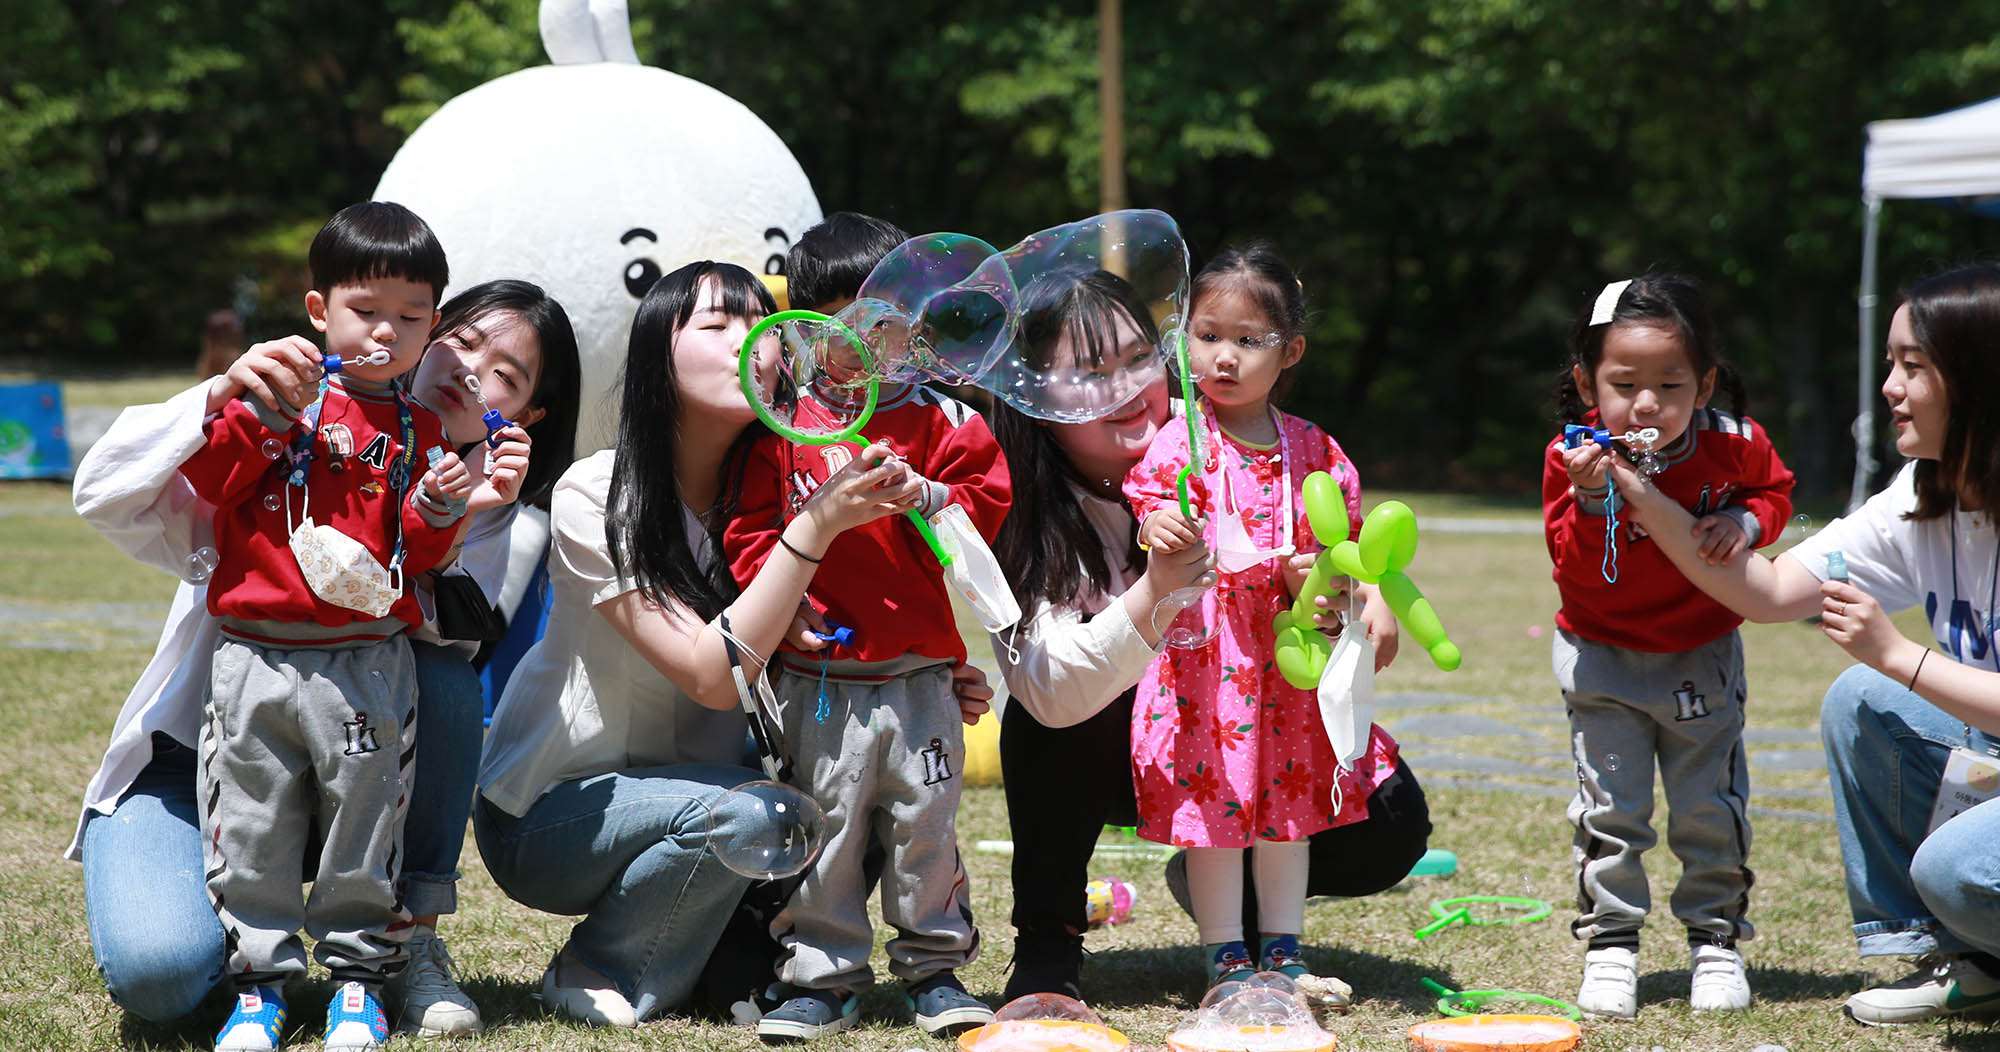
[
  {"xmin": 1203, "ymin": 402, "xmax": 1295, "ymax": 551},
  {"xmin": 284, "ymin": 378, "xmax": 416, "ymax": 571},
  {"xmin": 1946, "ymin": 507, "xmax": 2000, "ymax": 673}
]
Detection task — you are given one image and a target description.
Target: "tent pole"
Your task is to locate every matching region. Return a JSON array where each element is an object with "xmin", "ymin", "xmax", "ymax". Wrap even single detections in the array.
[{"xmin": 1851, "ymin": 193, "xmax": 1883, "ymax": 513}]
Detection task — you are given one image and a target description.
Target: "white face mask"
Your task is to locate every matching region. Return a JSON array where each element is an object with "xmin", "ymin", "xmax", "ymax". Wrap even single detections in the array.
[
  {"xmin": 930, "ymin": 502, "xmax": 1020, "ymax": 634},
  {"xmin": 289, "ymin": 514, "xmax": 403, "ymax": 618},
  {"xmin": 1211, "ymin": 411, "xmax": 1294, "ymax": 575}
]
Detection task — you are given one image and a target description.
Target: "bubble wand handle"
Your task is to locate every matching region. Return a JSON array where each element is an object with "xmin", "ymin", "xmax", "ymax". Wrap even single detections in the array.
[
  {"xmin": 738, "ymin": 310, "xmax": 951, "ymax": 567},
  {"xmin": 1171, "ymin": 331, "xmax": 1203, "ymax": 520}
]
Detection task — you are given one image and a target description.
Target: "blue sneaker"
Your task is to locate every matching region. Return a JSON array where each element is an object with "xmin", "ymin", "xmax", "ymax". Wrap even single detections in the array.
[
  {"xmin": 755, "ymin": 984, "xmax": 859, "ymax": 1043},
  {"xmin": 216, "ymin": 985, "xmax": 286, "ymax": 1051},
  {"xmin": 322, "ymin": 981, "xmax": 390, "ymax": 1052},
  {"xmin": 906, "ymin": 971, "xmax": 993, "ymax": 1037}
]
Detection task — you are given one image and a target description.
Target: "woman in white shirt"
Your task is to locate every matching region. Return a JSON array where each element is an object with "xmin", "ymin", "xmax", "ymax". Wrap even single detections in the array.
[
  {"xmin": 1599, "ymin": 263, "xmax": 2000, "ymax": 1027},
  {"xmin": 72, "ymin": 280, "xmax": 581, "ymax": 1038},
  {"xmin": 473, "ymin": 260, "xmax": 991, "ymax": 1027},
  {"xmin": 983, "ymin": 266, "xmax": 1427, "ymax": 1003}
]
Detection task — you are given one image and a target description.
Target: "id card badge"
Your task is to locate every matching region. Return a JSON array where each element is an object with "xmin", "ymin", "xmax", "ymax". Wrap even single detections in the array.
[{"xmin": 1926, "ymin": 746, "xmax": 2000, "ymax": 837}]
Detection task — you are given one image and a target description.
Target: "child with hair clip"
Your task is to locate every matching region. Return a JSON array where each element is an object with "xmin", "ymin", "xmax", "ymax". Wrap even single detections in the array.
[
  {"xmin": 1545, "ymin": 273, "xmax": 1794, "ymax": 1019},
  {"xmin": 1125, "ymin": 243, "xmax": 1399, "ymax": 993}
]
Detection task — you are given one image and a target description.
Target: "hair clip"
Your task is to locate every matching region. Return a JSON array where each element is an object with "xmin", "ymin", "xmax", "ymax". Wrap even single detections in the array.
[{"xmin": 1589, "ymin": 279, "xmax": 1634, "ymax": 326}]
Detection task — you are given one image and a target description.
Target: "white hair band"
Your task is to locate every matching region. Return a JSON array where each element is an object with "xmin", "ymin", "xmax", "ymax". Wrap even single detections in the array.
[{"xmin": 1590, "ymin": 279, "xmax": 1633, "ymax": 326}]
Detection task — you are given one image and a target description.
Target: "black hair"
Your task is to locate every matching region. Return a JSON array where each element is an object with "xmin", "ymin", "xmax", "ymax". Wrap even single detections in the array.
[
  {"xmin": 308, "ymin": 201, "xmax": 449, "ymax": 301},
  {"xmin": 605, "ymin": 261, "xmax": 776, "ymax": 620},
  {"xmin": 431, "ymin": 280, "xmax": 581, "ymax": 510},
  {"xmin": 1554, "ymin": 271, "xmax": 1746, "ymax": 425},
  {"xmin": 993, "ymin": 268, "xmax": 1156, "ymax": 610},
  {"xmin": 1899, "ymin": 263, "xmax": 2000, "ymax": 518},
  {"xmin": 1190, "ymin": 241, "xmax": 1308, "ymax": 402},
  {"xmin": 786, "ymin": 212, "xmax": 910, "ymax": 313}
]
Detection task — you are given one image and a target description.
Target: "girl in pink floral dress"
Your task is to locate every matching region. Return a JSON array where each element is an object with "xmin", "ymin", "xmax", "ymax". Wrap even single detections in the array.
[{"xmin": 1125, "ymin": 244, "xmax": 1402, "ymax": 988}]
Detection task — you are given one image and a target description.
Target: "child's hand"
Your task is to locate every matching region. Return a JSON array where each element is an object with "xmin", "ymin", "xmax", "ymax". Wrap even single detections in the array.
[
  {"xmin": 1690, "ymin": 512, "xmax": 1748, "ymax": 566},
  {"xmin": 1138, "ymin": 509, "xmax": 1203, "ymax": 554},
  {"xmin": 212, "ymin": 335, "xmax": 323, "ymax": 416},
  {"xmin": 423, "ymin": 450, "xmax": 474, "ymax": 504},
  {"xmin": 801, "ymin": 440, "xmax": 923, "ymax": 535},
  {"xmin": 785, "ymin": 600, "xmax": 830, "ymax": 652},
  {"xmin": 1281, "ymin": 552, "xmax": 1316, "ymax": 600},
  {"xmin": 466, "ymin": 426, "xmax": 533, "ymax": 514},
  {"xmin": 1561, "ymin": 441, "xmax": 1610, "ymax": 493},
  {"xmin": 950, "ymin": 660, "xmax": 995, "ymax": 725}
]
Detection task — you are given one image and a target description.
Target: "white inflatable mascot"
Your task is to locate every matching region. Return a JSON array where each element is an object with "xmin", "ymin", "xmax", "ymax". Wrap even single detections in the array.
[{"xmin": 376, "ymin": 0, "xmax": 822, "ymax": 455}]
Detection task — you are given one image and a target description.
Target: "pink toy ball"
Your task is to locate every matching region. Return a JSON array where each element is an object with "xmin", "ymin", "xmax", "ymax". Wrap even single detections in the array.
[{"xmin": 1084, "ymin": 876, "xmax": 1135, "ymax": 928}]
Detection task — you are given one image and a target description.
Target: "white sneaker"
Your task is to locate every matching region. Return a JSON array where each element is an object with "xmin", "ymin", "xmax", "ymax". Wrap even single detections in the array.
[
  {"xmin": 1844, "ymin": 954, "xmax": 2000, "ymax": 1026},
  {"xmin": 1577, "ymin": 946, "xmax": 1639, "ymax": 1020},
  {"xmin": 390, "ymin": 927, "xmax": 484, "ymax": 1037},
  {"xmin": 1689, "ymin": 944, "xmax": 1751, "ymax": 1011},
  {"xmin": 536, "ymin": 947, "xmax": 638, "ymax": 1028}
]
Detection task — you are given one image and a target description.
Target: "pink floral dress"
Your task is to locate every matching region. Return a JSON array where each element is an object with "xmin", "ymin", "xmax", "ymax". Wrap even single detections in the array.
[{"xmin": 1123, "ymin": 404, "xmax": 1401, "ymax": 847}]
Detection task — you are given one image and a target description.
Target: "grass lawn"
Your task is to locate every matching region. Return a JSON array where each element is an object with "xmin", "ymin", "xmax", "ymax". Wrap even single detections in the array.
[{"xmin": 6, "ymin": 372, "xmax": 1999, "ymax": 1050}]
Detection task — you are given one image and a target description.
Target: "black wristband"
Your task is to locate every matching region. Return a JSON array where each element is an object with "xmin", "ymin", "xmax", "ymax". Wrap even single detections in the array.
[
  {"xmin": 778, "ymin": 534, "xmax": 822, "ymax": 564},
  {"xmin": 1910, "ymin": 649, "xmax": 1930, "ymax": 691}
]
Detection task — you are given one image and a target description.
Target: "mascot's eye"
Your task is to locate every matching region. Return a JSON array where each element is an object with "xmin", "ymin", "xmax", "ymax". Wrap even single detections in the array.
[
  {"xmin": 764, "ymin": 226, "xmax": 789, "ymax": 276},
  {"xmin": 624, "ymin": 258, "xmax": 662, "ymax": 299}
]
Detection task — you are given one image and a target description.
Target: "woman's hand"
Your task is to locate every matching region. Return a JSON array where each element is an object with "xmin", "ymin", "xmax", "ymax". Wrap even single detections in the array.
[
  {"xmin": 465, "ymin": 425, "xmax": 532, "ymax": 515},
  {"xmin": 796, "ymin": 441, "xmax": 925, "ymax": 542},
  {"xmin": 1691, "ymin": 512, "xmax": 1749, "ymax": 566},
  {"xmin": 951, "ymin": 661, "xmax": 994, "ymax": 725},
  {"xmin": 1818, "ymin": 579, "xmax": 1918, "ymax": 672},
  {"xmin": 208, "ymin": 335, "xmax": 323, "ymax": 415},
  {"xmin": 1141, "ymin": 532, "xmax": 1216, "ymax": 596}
]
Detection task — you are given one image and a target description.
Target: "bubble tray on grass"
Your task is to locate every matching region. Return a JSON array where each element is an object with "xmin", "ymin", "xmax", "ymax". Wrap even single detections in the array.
[{"xmin": 1406, "ymin": 1014, "xmax": 1580, "ymax": 1052}]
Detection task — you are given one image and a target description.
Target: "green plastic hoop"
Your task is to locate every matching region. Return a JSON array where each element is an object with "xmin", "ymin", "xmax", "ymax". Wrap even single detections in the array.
[
  {"xmin": 1433, "ymin": 896, "xmax": 1554, "ymax": 926},
  {"xmin": 1420, "ymin": 978, "xmax": 1582, "ymax": 1022},
  {"xmin": 736, "ymin": 308, "xmax": 950, "ymax": 566},
  {"xmin": 739, "ymin": 309, "xmax": 880, "ymax": 445}
]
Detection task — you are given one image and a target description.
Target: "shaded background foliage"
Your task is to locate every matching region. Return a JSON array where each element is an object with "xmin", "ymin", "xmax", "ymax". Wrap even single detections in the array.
[{"xmin": 7, "ymin": 0, "xmax": 2000, "ymax": 495}]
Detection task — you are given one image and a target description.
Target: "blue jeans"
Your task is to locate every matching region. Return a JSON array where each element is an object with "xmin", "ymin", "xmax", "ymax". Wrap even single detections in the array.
[
  {"xmin": 1822, "ymin": 663, "xmax": 2000, "ymax": 958},
  {"xmin": 81, "ymin": 641, "xmax": 485, "ymax": 1021},
  {"xmin": 472, "ymin": 763, "xmax": 771, "ymax": 1021}
]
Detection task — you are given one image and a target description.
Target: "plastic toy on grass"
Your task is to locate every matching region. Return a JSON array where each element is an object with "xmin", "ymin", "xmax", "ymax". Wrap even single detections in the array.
[
  {"xmin": 1405, "ymin": 848, "xmax": 1459, "ymax": 878},
  {"xmin": 958, "ymin": 994, "xmax": 1129, "ymax": 1052},
  {"xmin": 1083, "ymin": 876, "xmax": 1135, "ymax": 929},
  {"xmin": 1407, "ymin": 1012, "xmax": 1580, "ymax": 1052},
  {"xmin": 1418, "ymin": 977, "xmax": 1580, "ymax": 1021},
  {"xmin": 1413, "ymin": 896, "xmax": 1552, "ymax": 940}
]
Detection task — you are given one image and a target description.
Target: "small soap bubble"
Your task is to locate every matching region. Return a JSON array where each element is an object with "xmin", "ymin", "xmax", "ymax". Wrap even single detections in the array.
[
  {"xmin": 183, "ymin": 546, "xmax": 219, "ymax": 584},
  {"xmin": 1604, "ymin": 753, "xmax": 1620, "ymax": 772},
  {"xmin": 262, "ymin": 494, "xmax": 282, "ymax": 512},
  {"xmin": 1784, "ymin": 513, "xmax": 1814, "ymax": 540},
  {"xmin": 261, "ymin": 438, "xmax": 284, "ymax": 460}
]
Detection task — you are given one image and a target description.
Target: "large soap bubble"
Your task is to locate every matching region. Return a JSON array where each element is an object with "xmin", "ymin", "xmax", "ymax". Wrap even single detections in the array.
[
  {"xmin": 851, "ymin": 232, "xmax": 1016, "ymax": 385},
  {"xmin": 705, "ymin": 779, "xmax": 827, "ymax": 880},
  {"xmin": 977, "ymin": 210, "xmax": 1186, "ymax": 422},
  {"xmin": 1165, "ymin": 987, "xmax": 1334, "ymax": 1052}
]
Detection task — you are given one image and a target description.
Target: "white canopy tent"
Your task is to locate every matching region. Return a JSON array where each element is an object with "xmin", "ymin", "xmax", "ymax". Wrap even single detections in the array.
[{"xmin": 1854, "ymin": 96, "xmax": 2000, "ymax": 510}]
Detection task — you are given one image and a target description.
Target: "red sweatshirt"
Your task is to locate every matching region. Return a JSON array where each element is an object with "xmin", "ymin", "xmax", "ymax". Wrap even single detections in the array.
[
  {"xmin": 724, "ymin": 385, "xmax": 1011, "ymax": 665},
  {"xmin": 1544, "ymin": 408, "xmax": 1794, "ymax": 653},
  {"xmin": 180, "ymin": 379, "xmax": 462, "ymax": 636}
]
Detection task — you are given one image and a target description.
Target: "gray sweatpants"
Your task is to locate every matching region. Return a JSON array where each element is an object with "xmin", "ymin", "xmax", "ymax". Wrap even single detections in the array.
[
  {"xmin": 1553, "ymin": 628, "xmax": 1754, "ymax": 948},
  {"xmin": 199, "ymin": 635, "xmax": 417, "ymax": 984},
  {"xmin": 771, "ymin": 658, "xmax": 977, "ymax": 990}
]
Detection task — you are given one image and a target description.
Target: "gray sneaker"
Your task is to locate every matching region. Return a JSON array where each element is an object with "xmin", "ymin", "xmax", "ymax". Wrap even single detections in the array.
[
  {"xmin": 906, "ymin": 971, "xmax": 993, "ymax": 1038},
  {"xmin": 1845, "ymin": 954, "xmax": 2000, "ymax": 1026},
  {"xmin": 389, "ymin": 928, "xmax": 483, "ymax": 1037}
]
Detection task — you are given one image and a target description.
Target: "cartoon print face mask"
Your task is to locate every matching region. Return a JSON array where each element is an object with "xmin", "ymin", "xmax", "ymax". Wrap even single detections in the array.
[{"xmin": 289, "ymin": 513, "xmax": 402, "ymax": 618}]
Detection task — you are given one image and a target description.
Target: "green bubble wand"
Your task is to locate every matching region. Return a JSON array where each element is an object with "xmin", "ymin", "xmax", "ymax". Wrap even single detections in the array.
[{"xmin": 739, "ymin": 309, "xmax": 950, "ymax": 566}]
